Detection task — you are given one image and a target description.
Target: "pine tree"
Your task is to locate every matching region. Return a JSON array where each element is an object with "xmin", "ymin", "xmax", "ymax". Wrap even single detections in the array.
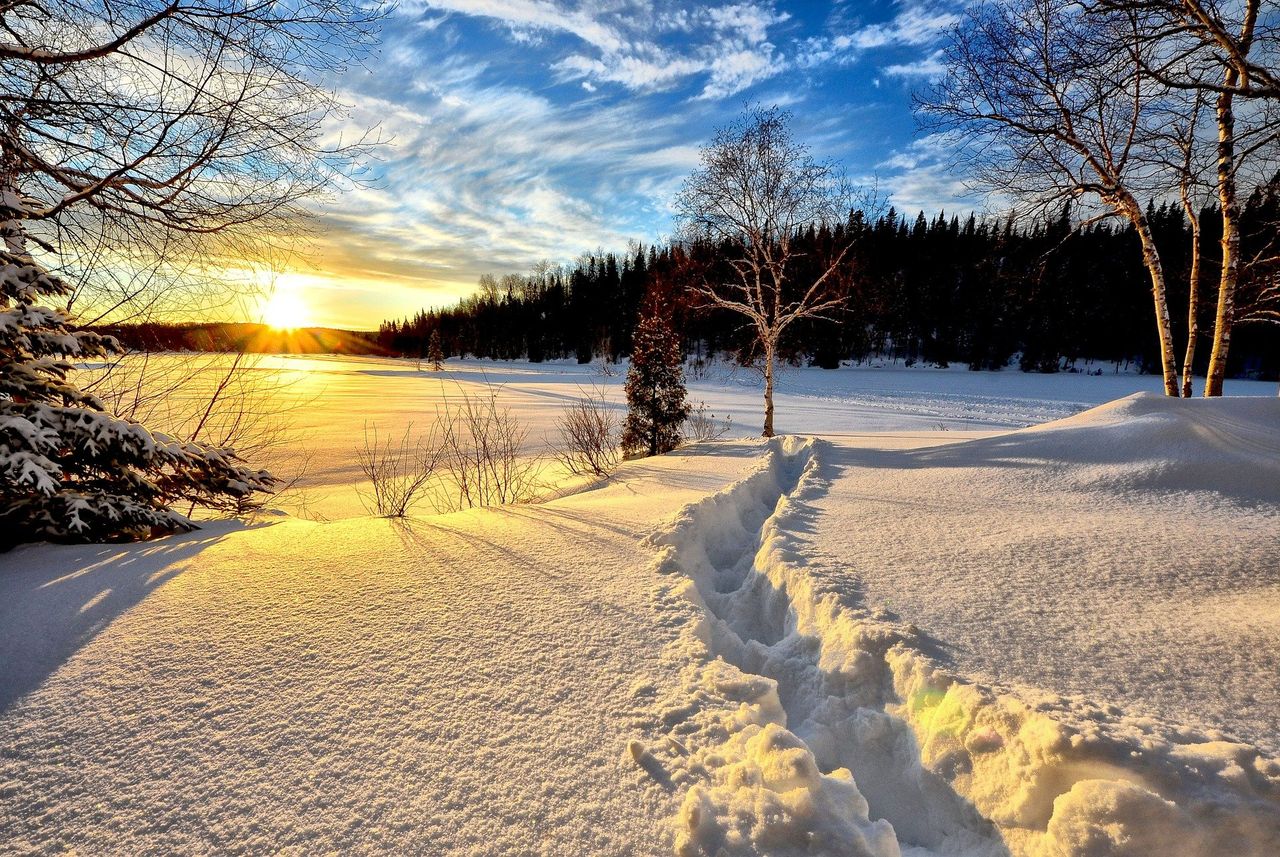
[
  {"xmin": 622, "ymin": 297, "xmax": 689, "ymax": 457},
  {"xmin": 0, "ymin": 243, "xmax": 277, "ymax": 548},
  {"xmin": 428, "ymin": 328, "xmax": 444, "ymax": 371}
]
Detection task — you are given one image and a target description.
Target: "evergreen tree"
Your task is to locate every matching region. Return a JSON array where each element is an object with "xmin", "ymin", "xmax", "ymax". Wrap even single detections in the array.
[
  {"xmin": 622, "ymin": 297, "xmax": 689, "ymax": 457},
  {"xmin": 427, "ymin": 328, "xmax": 444, "ymax": 370},
  {"xmin": 0, "ymin": 246, "xmax": 276, "ymax": 548}
]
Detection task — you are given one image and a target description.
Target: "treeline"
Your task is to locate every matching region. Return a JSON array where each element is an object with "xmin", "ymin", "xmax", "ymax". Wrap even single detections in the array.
[
  {"xmin": 379, "ymin": 195, "xmax": 1280, "ymax": 379},
  {"xmin": 102, "ymin": 322, "xmax": 386, "ymax": 355}
]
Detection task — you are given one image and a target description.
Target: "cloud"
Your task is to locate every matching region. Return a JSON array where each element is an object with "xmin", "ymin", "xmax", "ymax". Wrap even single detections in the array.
[
  {"xmin": 409, "ymin": 0, "xmax": 627, "ymax": 53},
  {"xmin": 884, "ymin": 49, "xmax": 947, "ymax": 80},
  {"xmin": 276, "ymin": 1, "xmax": 977, "ymax": 327},
  {"xmin": 796, "ymin": 1, "xmax": 961, "ymax": 68},
  {"xmin": 298, "ymin": 52, "xmax": 716, "ymax": 325},
  {"xmin": 878, "ymin": 134, "xmax": 989, "ymax": 215},
  {"xmin": 415, "ymin": 0, "xmax": 792, "ymax": 99}
]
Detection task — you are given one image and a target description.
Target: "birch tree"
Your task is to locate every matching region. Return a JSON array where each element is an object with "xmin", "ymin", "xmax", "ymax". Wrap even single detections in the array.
[
  {"xmin": 1097, "ymin": 0, "xmax": 1280, "ymax": 395},
  {"xmin": 1167, "ymin": 95, "xmax": 1215, "ymax": 397},
  {"xmin": 922, "ymin": 0, "xmax": 1184, "ymax": 395},
  {"xmin": 675, "ymin": 106, "xmax": 859, "ymax": 437}
]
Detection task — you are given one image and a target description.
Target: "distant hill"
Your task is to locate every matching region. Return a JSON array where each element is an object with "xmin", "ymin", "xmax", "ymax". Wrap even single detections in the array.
[{"xmin": 96, "ymin": 322, "xmax": 390, "ymax": 355}]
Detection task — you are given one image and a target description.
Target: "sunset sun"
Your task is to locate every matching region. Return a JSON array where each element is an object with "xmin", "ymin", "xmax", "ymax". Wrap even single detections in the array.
[{"xmin": 261, "ymin": 288, "xmax": 310, "ymax": 330}]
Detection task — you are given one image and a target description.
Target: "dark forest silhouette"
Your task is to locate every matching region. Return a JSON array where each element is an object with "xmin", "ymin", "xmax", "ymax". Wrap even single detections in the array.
[{"xmin": 376, "ymin": 187, "xmax": 1280, "ymax": 380}]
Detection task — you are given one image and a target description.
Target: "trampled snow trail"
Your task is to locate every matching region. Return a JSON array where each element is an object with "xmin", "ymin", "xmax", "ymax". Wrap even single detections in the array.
[
  {"xmin": 644, "ymin": 438, "xmax": 1000, "ymax": 856},
  {"xmin": 643, "ymin": 434, "xmax": 1280, "ymax": 857}
]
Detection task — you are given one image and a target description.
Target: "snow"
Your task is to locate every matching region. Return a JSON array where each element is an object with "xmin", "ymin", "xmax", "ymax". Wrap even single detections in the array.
[
  {"xmin": 809, "ymin": 394, "xmax": 1280, "ymax": 751},
  {"xmin": 3, "ymin": 356, "xmax": 1279, "ymax": 855},
  {"xmin": 72, "ymin": 353, "xmax": 1273, "ymax": 520},
  {"xmin": 0, "ymin": 444, "xmax": 765, "ymax": 855},
  {"xmin": 642, "ymin": 398, "xmax": 1280, "ymax": 856}
]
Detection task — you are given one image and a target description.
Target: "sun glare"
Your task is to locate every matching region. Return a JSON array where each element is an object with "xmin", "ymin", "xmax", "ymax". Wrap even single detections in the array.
[{"xmin": 261, "ymin": 288, "xmax": 311, "ymax": 331}]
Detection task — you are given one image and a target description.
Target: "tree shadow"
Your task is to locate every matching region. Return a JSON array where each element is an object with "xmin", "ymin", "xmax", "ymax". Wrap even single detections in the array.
[{"xmin": 0, "ymin": 523, "xmax": 260, "ymax": 713}]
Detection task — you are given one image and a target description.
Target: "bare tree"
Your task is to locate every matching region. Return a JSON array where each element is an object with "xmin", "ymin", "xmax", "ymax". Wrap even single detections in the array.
[
  {"xmin": 675, "ymin": 106, "xmax": 863, "ymax": 436},
  {"xmin": 1096, "ymin": 0, "xmax": 1280, "ymax": 395},
  {"xmin": 922, "ymin": 0, "xmax": 1184, "ymax": 395},
  {"xmin": 1165, "ymin": 94, "xmax": 1216, "ymax": 397},
  {"xmin": 0, "ymin": 0, "xmax": 384, "ymax": 320},
  {"xmin": 82, "ymin": 350, "xmax": 313, "ymax": 491}
]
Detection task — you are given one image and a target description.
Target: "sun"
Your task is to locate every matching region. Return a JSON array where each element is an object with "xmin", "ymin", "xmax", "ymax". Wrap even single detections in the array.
[{"xmin": 260, "ymin": 288, "xmax": 311, "ymax": 331}]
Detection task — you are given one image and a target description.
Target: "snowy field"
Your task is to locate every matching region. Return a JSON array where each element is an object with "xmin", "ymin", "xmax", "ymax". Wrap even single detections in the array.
[
  {"xmin": 74, "ymin": 353, "xmax": 1276, "ymax": 520},
  {"xmin": 2, "ymin": 355, "xmax": 1278, "ymax": 855}
]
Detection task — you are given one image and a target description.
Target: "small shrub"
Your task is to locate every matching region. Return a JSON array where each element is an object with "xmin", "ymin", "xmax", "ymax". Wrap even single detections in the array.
[
  {"xmin": 435, "ymin": 386, "xmax": 543, "ymax": 511},
  {"xmin": 685, "ymin": 401, "xmax": 733, "ymax": 443},
  {"xmin": 556, "ymin": 388, "xmax": 621, "ymax": 477},
  {"xmin": 356, "ymin": 423, "xmax": 442, "ymax": 517}
]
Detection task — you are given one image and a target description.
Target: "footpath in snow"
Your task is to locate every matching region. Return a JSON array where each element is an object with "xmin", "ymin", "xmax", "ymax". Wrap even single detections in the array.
[{"xmin": 637, "ymin": 394, "xmax": 1280, "ymax": 856}]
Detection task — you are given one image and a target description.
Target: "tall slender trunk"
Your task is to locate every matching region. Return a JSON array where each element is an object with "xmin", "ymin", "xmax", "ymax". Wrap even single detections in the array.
[
  {"xmin": 762, "ymin": 345, "xmax": 776, "ymax": 437},
  {"xmin": 1122, "ymin": 195, "xmax": 1180, "ymax": 396},
  {"xmin": 1181, "ymin": 213, "xmax": 1202, "ymax": 398},
  {"xmin": 1205, "ymin": 84, "xmax": 1241, "ymax": 397}
]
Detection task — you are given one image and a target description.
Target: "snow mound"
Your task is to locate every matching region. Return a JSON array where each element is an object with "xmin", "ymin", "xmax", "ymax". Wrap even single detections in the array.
[
  {"xmin": 917, "ymin": 392, "xmax": 1280, "ymax": 503},
  {"xmin": 642, "ymin": 425, "xmax": 1280, "ymax": 856}
]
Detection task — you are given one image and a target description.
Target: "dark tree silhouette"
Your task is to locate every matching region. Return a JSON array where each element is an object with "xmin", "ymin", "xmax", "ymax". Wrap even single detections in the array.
[{"xmin": 428, "ymin": 329, "xmax": 444, "ymax": 371}]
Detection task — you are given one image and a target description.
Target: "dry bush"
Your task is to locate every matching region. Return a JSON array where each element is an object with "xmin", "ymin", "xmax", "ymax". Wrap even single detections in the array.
[
  {"xmin": 435, "ymin": 386, "xmax": 544, "ymax": 512},
  {"xmin": 685, "ymin": 401, "xmax": 733, "ymax": 443},
  {"xmin": 356, "ymin": 423, "xmax": 443, "ymax": 517},
  {"xmin": 555, "ymin": 388, "xmax": 621, "ymax": 477}
]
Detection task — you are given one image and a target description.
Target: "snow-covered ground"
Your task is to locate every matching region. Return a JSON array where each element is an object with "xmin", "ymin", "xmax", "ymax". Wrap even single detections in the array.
[
  {"xmin": 78, "ymin": 353, "xmax": 1274, "ymax": 519},
  {"xmin": 3, "ymin": 356, "xmax": 1278, "ymax": 855}
]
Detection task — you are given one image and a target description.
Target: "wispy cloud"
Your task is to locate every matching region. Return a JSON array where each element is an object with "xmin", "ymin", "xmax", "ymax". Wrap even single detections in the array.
[
  {"xmin": 276, "ymin": 1, "xmax": 976, "ymax": 327},
  {"xmin": 884, "ymin": 48, "xmax": 947, "ymax": 80},
  {"xmin": 878, "ymin": 133, "xmax": 986, "ymax": 215},
  {"xmin": 413, "ymin": 0, "xmax": 792, "ymax": 98},
  {"xmin": 796, "ymin": 1, "xmax": 960, "ymax": 68}
]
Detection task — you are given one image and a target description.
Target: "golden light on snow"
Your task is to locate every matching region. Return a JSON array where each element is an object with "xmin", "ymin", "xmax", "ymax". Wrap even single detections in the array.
[{"xmin": 260, "ymin": 285, "xmax": 311, "ymax": 330}]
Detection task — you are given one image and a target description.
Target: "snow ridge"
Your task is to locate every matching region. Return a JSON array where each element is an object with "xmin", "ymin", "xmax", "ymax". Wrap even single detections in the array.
[{"xmin": 643, "ymin": 436, "xmax": 1280, "ymax": 856}]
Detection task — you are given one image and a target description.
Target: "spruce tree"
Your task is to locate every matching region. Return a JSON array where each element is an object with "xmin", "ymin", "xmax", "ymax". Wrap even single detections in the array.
[
  {"xmin": 428, "ymin": 328, "xmax": 444, "ymax": 371},
  {"xmin": 622, "ymin": 297, "xmax": 689, "ymax": 457},
  {"xmin": 0, "ymin": 244, "xmax": 277, "ymax": 548}
]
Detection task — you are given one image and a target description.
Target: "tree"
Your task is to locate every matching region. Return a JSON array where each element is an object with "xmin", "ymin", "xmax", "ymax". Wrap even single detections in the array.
[
  {"xmin": 675, "ymin": 106, "xmax": 860, "ymax": 436},
  {"xmin": 1096, "ymin": 0, "xmax": 1280, "ymax": 395},
  {"xmin": 1165, "ymin": 94, "xmax": 1215, "ymax": 397},
  {"xmin": 428, "ymin": 329, "xmax": 444, "ymax": 371},
  {"xmin": 0, "ymin": 0, "xmax": 383, "ymax": 322},
  {"xmin": 0, "ymin": 0, "xmax": 381, "ymax": 544},
  {"xmin": 0, "ymin": 245, "xmax": 276, "ymax": 548},
  {"xmin": 922, "ymin": 0, "xmax": 1185, "ymax": 395},
  {"xmin": 622, "ymin": 296, "xmax": 689, "ymax": 457}
]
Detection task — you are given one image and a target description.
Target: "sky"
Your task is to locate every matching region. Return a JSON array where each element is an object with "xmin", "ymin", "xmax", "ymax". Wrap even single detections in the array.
[{"xmin": 281, "ymin": 0, "xmax": 981, "ymax": 330}]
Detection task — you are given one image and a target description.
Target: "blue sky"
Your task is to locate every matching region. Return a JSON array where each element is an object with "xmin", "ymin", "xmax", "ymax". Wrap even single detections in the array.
[{"xmin": 288, "ymin": 0, "xmax": 980, "ymax": 328}]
